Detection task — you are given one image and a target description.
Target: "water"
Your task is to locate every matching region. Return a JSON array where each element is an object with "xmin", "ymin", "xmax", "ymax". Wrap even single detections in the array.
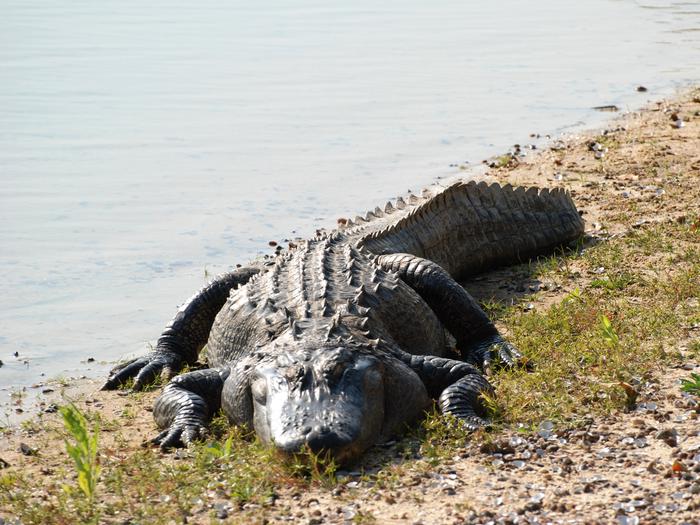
[{"xmin": 1, "ymin": 0, "xmax": 699, "ymax": 408}]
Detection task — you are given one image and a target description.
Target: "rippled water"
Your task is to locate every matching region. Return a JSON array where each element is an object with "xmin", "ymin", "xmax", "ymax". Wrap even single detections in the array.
[{"xmin": 1, "ymin": 0, "xmax": 699, "ymax": 409}]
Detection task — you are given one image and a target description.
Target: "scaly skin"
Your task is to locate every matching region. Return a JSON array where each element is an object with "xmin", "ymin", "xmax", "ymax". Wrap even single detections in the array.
[{"xmin": 103, "ymin": 180, "xmax": 583, "ymax": 464}]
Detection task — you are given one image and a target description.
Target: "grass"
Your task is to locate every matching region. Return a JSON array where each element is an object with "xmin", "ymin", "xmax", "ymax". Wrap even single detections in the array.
[
  {"xmin": 681, "ymin": 373, "xmax": 700, "ymax": 397},
  {"xmin": 489, "ymin": 218, "xmax": 698, "ymax": 428},
  {"xmin": 60, "ymin": 404, "xmax": 100, "ymax": 503}
]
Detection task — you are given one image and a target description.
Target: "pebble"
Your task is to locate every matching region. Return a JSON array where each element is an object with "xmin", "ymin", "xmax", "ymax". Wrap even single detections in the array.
[
  {"xmin": 537, "ymin": 421, "xmax": 554, "ymax": 439},
  {"xmin": 19, "ymin": 443, "xmax": 37, "ymax": 456},
  {"xmin": 596, "ymin": 447, "xmax": 611, "ymax": 458},
  {"xmin": 656, "ymin": 428, "xmax": 679, "ymax": 447}
]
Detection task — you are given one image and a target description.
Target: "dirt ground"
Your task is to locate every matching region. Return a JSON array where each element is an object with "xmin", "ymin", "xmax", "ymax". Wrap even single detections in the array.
[{"xmin": 1, "ymin": 87, "xmax": 699, "ymax": 525}]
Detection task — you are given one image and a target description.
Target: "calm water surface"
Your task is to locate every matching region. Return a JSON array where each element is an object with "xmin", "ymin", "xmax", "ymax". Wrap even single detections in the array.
[{"xmin": 1, "ymin": 0, "xmax": 699, "ymax": 410}]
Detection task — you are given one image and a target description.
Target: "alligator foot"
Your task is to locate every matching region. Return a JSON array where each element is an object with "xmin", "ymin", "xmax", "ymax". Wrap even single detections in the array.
[
  {"xmin": 102, "ymin": 351, "xmax": 182, "ymax": 391},
  {"xmin": 389, "ymin": 349, "xmax": 494, "ymax": 430},
  {"xmin": 151, "ymin": 368, "xmax": 226, "ymax": 449}
]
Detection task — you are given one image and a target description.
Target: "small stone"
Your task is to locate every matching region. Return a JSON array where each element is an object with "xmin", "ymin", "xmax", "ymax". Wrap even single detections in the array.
[
  {"xmin": 524, "ymin": 499, "xmax": 542, "ymax": 512},
  {"xmin": 636, "ymin": 86, "xmax": 648, "ymax": 92},
  {"xmin": 656, "ymin": 428, "xmax": 679, "ymax": 447},
  {"xmin": 538, "ymin": 421, "xmax": 554, "ymax": 439},
  {"xmin": 634, "ymin": 437, "xmax": 647, "ymax": 448},
  {"xmin": 19, "ymin": 443, "xmax": 37, "ymax": 456}
]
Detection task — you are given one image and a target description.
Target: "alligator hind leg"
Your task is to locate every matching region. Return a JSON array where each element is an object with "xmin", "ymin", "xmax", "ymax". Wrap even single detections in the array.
[
  {"xmin": 152, "ymin": 367, "xmax": 229, "ymax": 448},
  {"xmin": 376, "ymin": 253, "xmax": 521, "ymax": 371},
  {"xmin": 103, "ymin": 267, "xmax": 259, "ymax": 390}
]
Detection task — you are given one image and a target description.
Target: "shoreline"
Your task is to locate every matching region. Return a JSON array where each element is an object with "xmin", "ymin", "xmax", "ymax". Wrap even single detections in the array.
[{"xmin": 1, "ymin": 86, "xmax": 699, "ymax": 524}]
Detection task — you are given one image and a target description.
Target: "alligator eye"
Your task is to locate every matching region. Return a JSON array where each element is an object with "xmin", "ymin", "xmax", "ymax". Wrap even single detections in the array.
[{"xmin": 327, "ymin": 362, "xmax": 346, "ymax": 384}]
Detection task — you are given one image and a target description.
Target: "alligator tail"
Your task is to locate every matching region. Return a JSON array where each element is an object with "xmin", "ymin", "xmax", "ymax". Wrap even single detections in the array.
[{"xmin": 358, "ymin": 181, "xmax": 584, "ymax": 278}]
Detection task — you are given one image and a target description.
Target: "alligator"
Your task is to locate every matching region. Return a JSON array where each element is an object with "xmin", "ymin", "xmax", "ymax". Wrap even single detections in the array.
[{"xmin": 103, "ymin": 179, "xmax": 583, "ymax": 464}]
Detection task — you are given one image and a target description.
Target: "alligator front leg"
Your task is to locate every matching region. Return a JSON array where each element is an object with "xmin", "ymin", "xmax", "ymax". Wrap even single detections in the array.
[
  {"xmin": 152, "ymin": 367, "xmax": 229, "ymax": 448},
  {"xmin": 391, "ymin": 350, "xmax": 494, "ymax": 430},
  {"xmin": 376, "ymin": 253, "xmax": 521, "ymax": 370},
  {"xmin": 103, "ymin": 267, "xmax": 259, "ymax": 390}
]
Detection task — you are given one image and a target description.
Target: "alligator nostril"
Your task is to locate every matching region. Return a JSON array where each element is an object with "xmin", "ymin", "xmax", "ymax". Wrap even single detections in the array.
[
  {"xmin": 305, "ymin": 426, "xmax": 342, "ymax": 452},
  {"xmin": 313, "ymin": 425, "xmax": 330, "ymax": 435}
]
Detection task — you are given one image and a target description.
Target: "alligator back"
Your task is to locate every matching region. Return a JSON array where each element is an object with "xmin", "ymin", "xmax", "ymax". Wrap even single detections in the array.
[{"xmin": 352, "ymin": 181, "xmax": 584, "ymax": 278}]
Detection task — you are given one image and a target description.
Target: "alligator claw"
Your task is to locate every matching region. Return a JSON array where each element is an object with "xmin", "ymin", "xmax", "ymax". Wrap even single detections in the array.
[
  {"xmin": 102, "ymin": 352, "xmax": 181, "ymax": 391},
  {"xmin": 487, "ymin": 339, "xmax": 523, "ymax": 370},
  {"xmin": 152, "ymin": 420, "xmax": 207, "ymax": 449},
  {"xmin": 467, "ymin": 335, "xmax": 527, "ymax": 374}
]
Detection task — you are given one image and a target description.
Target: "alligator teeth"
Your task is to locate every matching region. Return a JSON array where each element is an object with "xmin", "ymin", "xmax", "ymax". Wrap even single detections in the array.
[
  {"xmin": 408, "ymin": 194, "xmax": 419, "ymax": 205},
  {"xmin": 373, "ymin": 206, "xmax": 384, "ymax": 218},
  {"xmin": 395, "ymin": 196, "xmax": 406, "ymax": 210},
  {"xmin": 365, "ymin": 210, "xmax": 375, "ymax": 221}
]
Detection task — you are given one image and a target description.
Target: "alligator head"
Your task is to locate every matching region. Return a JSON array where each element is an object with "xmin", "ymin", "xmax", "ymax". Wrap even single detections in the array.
[{"xmin": 226, "ymin": 334, "xmax": 430, "ymax": 465}]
